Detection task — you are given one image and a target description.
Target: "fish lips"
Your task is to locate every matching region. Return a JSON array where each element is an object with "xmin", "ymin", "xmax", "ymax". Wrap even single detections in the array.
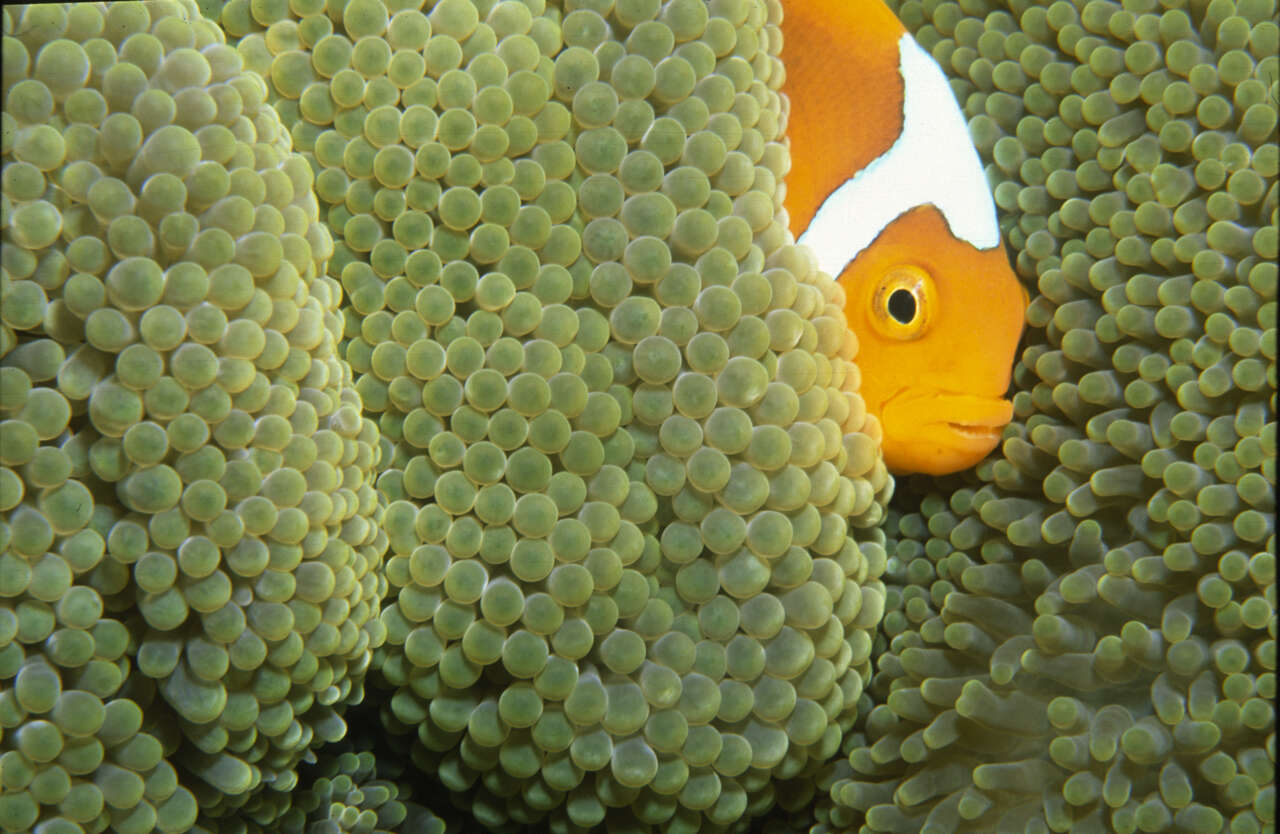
[{"xmin": 880, "ymin": 389, "xmax": 1013, "ymax": 475}]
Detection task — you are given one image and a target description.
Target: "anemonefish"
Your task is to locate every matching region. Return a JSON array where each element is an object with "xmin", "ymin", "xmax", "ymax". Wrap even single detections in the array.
[{"xmin": 780, "ymin": 0, "xmax": 1029, "ymax": 476}]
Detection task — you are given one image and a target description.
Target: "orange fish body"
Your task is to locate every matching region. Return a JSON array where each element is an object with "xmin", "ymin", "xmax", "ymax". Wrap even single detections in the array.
[{"xmin": 781, "ymin": 0, "xmax": 1028, "ymax": 476}]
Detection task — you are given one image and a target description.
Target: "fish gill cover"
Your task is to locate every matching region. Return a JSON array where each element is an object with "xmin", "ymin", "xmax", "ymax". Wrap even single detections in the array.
[
  {"xmin": 813, "ymin": 1, "xmax": 1277, "ymax": 833},
  {"xmin": 1, "ymin": 0, "xmax": 898, "ymax": 832}
]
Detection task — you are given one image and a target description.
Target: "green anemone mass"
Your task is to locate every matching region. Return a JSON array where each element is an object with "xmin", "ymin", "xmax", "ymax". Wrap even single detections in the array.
[
  {"xmin": 7, "ymin": 0, "xmax": 1268, "ymax": 831},
  {"xmin": 209, "ymin": 0, "xmax": 894, "ymax": 829},
  {"xmin": 262, "ymin": 746, "xmax": 452, "ymax": 834},
  {"xmin": 811, "ymin": 1, "xmax": 1276, "ymax": 833},
  {"xmin": 2, "ymin": 1, "xmax": 387, "ymax": 830}
]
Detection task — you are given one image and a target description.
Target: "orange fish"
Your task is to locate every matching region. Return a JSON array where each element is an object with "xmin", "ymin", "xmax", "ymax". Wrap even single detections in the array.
[{"xmin": 781, "ymin": 0, "xmax": 1028, "ymax": 476}]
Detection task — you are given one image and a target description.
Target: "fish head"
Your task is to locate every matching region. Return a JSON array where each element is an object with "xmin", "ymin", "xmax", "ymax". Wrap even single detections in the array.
[{"xmin": 838, "ymin": 205, "xmax": 1028, "ymax": 475}]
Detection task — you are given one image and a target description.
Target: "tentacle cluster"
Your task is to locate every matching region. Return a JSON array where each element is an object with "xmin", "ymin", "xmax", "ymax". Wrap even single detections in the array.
[
  {"xmin": 2, "ymin": 1, "xmax": 389, "ymax": 830},
  {"xmin": 820, "ymin": 0, "xmax": 1277, "ymax": 832},
  {"xmin": 4, "ymin": 0, "xmax": 897, "ymax": 832}
]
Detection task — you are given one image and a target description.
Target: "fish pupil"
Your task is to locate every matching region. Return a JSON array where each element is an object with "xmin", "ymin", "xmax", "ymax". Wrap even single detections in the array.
[{"xmin": 887, "ymin": 288, "xmax": 917, "ymax": 324}]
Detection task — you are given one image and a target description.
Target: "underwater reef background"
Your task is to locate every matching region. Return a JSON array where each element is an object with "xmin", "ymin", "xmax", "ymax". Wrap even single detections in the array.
[{"xmin": 0, "ymin": 2, "xmax": 1274, "ymax": 834}]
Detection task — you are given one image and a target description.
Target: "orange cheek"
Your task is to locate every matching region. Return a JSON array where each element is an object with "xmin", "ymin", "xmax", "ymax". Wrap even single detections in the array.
[{"xmin": 847, "ymin": 334, "xmax": 905, "ymax": 411}]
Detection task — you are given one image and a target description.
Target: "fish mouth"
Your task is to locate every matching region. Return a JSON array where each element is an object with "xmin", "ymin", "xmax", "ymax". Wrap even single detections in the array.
[
  {"xmin": 880, "ymin": 390, "xmax": 1013, "ymax": 475},
  {"xmin": 944, "ymin": 421, "xmax": 1005, "ymax": 441}
]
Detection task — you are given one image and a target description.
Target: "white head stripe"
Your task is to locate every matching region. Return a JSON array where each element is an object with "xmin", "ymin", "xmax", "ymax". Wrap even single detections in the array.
[{"xmin": 797, "ymin": 33, "xmax": 1002, "ymax": 278}]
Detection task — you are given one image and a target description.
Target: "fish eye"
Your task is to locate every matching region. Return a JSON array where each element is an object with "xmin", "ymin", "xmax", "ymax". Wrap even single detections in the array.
[
  {"xmin": 887, "ymin": 289, "xmax": 917, "ymax": 324},
  {"xmin": 870, "ymin": 265, "xmax": 934, "ymax": 340}
]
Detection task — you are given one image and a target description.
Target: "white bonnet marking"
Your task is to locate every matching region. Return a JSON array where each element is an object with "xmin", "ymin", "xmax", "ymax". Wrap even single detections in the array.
[{"xmin": 797, "ymin": 33, "xmax": 1002, "ymax": 278}]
